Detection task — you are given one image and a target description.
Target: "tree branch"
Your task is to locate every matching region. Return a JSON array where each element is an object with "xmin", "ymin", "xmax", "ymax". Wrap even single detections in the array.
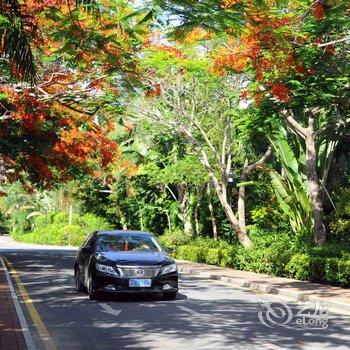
[
  {"xmin": 317, "ymin": 35, "xmax": 350, "ymax": 48},
  {"xmin": 280, "ymin": 109, "xmax": 307, "ymax": 139},
  {"xmin": 244, "ymin": 147, "xmax": 272, "ymax": 175}
]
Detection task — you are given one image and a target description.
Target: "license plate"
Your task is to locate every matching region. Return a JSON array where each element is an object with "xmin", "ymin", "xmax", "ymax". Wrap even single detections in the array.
[{"xmin": 129, "ymin": 279, "xmax": 152, "ymax": 287}]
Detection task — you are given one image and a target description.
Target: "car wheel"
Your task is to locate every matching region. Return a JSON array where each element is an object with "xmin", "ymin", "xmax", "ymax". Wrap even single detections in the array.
[
  {"xmin": 88, "ymin": 277, "xmax": 99, "ymax": 301},
  {"xmin": 163, "ymin": 291, "xmax": 177, "ymax": 300},
  {"xmin": 75, "ymin": 270, "xmax": 86, "ymax": 293}
]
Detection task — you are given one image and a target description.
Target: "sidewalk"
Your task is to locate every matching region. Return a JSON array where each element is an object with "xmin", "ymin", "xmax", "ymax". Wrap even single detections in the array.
[
  {"xmin": 0, "ymin": 260, "xmax": 27, "ymax": 350},
  {"xmin": 177, "ymin": 260, "xmax": 350, "ymax": 316}
]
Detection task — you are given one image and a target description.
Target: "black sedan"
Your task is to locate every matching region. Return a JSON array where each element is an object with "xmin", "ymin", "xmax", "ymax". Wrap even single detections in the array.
[{"xmin": 74, "ymin": 230, "xmax": 178, "ymax": 301}]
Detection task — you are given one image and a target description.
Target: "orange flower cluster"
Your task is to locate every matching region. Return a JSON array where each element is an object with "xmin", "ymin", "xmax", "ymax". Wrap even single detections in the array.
[
  {"xmin": 220, "ymin": 0, "xmax": 241, "ymax": 9},
  {"xmin": 184, "ymin": 28, "xmax": 212, "ymax": 44},
  {"xmin": 0, "ymin": 86, "xmax": 120, "ymax": 185},
  {"xmin": 213, "ymin": 48, "xmax": 250, "ymax": 75},
  {"xmin": 213, "ymin": 13, "xmax": 294, "ymax": 78},
  {"xmin": 270, "ymin": 83, "xmax": 291, "ymax": 103},
  {"xmin": 212, "ymin": 11, "xmax": 302, "ymax": 105},
  {"xmin": 313, "ymin": 1, "xmax": 325, "ymax": 20},
  {"xmin": 155, "ymin": 44, "xmax": 187, "ymax": 59},
  {"xmin": 27, "ymin": 156, "xmax": 53, "ymax": 181},
  {"xmin": 239, "ymin": 89, "xmax": 249, "ymax": 102},
  {"xmin": 145, "ymin": 84, "xmax": 161, "ymax": 98}
]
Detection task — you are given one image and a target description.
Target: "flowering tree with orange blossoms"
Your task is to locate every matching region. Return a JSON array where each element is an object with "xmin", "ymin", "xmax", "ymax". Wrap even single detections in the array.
[
  {"xmin": 153, "ymin": 0, "xmax": 350, "ymax": 245},
  {"xmin": 0, "ymin": 0, "xmax": 150, "ymax": 186}
]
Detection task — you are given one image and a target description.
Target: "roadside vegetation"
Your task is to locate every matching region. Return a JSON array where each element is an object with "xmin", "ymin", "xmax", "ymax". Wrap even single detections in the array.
[{"xmin": 0, "ymin": 1, "xmax": 349, "ymax": 286}]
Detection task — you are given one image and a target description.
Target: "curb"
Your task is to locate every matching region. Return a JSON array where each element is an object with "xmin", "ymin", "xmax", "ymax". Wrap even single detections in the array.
[
  {"xmin": 0, "ymin": 256, "xmax": 37, "ymax": 350},
  {"xmin": 177, "ymin": 264, "xmax": 350, "ymax": 316}
]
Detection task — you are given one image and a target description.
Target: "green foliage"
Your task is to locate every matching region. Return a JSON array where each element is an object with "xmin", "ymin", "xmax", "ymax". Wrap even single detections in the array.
[
  {"xmin": 12, "ymin": 212, "xmax": 112, "ymax": 246},
  {"xmin": 328, "ymin": 189, "xmax": 350, "ymax": 242},
  {"xmin": 337, "ymin": 260, "xmax": 350, "ymax": 287},
  {"xmin": 169, "ymin": 229, "xmax": 350, "ymax": 287},
  {"xmin": 286, "ymin": 247, "xmax": 350, "ymax": 287},
  {"xmin": 159, "ymin": 228, "xmax": 193, "ymax": 247},
  {"xmin": 205, "ymin": 248, "xmax": 221, "ymax": 266},
  {"xmin": 173, "ymin": 237, "xmax": 236, "ymax": 266},
  {"xmin": 176, "ymin": 245, "xmax": 206, "ymax": 263},
  {"xmin": 268, "ymin": 126, "xmax": 313, "ymax": 234},
  {"xmin": 250, "ymin": 205, "xmax": 289, "ymax": 232}
]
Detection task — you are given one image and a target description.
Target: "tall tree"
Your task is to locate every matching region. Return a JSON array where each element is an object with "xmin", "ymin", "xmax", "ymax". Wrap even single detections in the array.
[
  {"xmin": 155, "ymin": 0, "xmax": 350, "ymax": 245},
  {"xmin": 0, "ymin": 0, "xmax": 150, "ymax": 185},
  {"xmin": 130, "ymin": 46, "xmax": 271, "ymax": 247}
]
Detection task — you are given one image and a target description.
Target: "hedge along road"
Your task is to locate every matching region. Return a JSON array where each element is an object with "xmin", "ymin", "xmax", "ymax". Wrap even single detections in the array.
[{"xmin": 1, "ymin": 235, "xmax": 350, "ymax": 350}]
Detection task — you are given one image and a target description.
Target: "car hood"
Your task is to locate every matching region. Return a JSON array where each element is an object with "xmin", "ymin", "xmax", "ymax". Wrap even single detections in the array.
[{"xmin": 96, "ymin": 251, "xmax": 174, "ymax": 266}]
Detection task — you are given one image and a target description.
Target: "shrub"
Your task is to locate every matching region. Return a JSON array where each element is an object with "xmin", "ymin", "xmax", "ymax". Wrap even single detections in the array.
[
  {"xmin": 13, "ymin": 211, "xmax": 112, "ymax": 246},
  {"xmin": 328, "ymin": 189, "xmax": 350, "ymax": 242},
  {"xmin": 337, "ymin": 260, "xmax": 350, "ymax": 287},
  {"xmin": 219, "ymin": 246, "xmax": 236, "ymax": 267},
  {"xmin": 306, "ymin": 244, "xmax": 344, "ymax": 258},
  {"xmin": 286, "ymin": 253, "xmax": 350, "ymax": 287},
  {"xmin": 324, "ymin": 258, "xmax": 340, "ymax": 285},
  {"xmin": 175, "ymin": 245, "xmax": 206, "ymax": 263},
  {"xmin": 286, "ymin": 254, "xmax": 311, "ymax": 280},
  {"xmin": 53, "ymin": 212, "xmax": 69, "ymax": 224},
  {"xmin": 166, "ymin": 229, "xmax": 350, "ymax": 288},
  {"xmin": 206, "ymin": 248, "xmax": 221, "ymax": 265},
  {"xmin": 309, "ymin": 257, "xmax": 327, "ymax": 283},
  {"xmin": 160, "ymin": 228, "xmax": 193, "ymax": 247},
  {"xmin": 286, "ymin": 254, "xmax": 328, "ymax": 282},
  {"xmin": 34, "ymin": 214, "xmax": 53, "ymax": 230},
  {"xmin": 250, "ymin": 205, "xmax": 289, "ymax": 232}
]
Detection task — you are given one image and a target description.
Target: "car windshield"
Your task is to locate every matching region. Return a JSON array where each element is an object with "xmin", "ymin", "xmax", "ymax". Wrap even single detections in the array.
[{"xmin": 96, "ymin": 234, "xmax": 162, "ymax": 253}]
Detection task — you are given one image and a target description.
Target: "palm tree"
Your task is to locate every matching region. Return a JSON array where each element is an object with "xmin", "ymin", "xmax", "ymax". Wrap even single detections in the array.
[{"xmin": 0, "ymin": 0, "xmax": 36, "ymax": 82}]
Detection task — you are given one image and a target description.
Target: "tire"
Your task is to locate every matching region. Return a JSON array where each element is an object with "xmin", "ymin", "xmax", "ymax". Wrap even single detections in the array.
[
  {"xmin": 163, "ymin": 291, "xmax": 177, "ymax": 300},
  {"xmin": 88, "ymin": 277, "xmax": 99, "ymax": 301},
  {"xmin": 74, "ymin": 270, "xmax": 86, "ymax": 293}
]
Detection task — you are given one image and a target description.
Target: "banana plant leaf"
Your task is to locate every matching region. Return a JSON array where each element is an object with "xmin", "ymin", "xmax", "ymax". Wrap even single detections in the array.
[{"xmin": 268, "ymin": 126, "xmax": 313, "ymax": 233}]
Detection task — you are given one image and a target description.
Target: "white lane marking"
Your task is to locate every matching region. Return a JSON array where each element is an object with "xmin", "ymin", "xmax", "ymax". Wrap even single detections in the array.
[
  {"xmin": 99, "ymin": 303, "xmax": 122, "ymax": 317},
  {"xmin": 0, "ymin": 256, "xmax": 37, "ymax": 350},
  {"xmin": 176, "ymin": 305, "xmax": 201, "ymax": 316}
]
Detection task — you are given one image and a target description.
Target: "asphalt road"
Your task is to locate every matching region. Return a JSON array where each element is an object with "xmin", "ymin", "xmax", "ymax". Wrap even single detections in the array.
[{"xmin": 1, "ymin": 236, "xmax": 350, "ymax": 350}]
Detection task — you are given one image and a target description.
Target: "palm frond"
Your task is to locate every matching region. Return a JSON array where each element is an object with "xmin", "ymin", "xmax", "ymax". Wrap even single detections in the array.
[
  {"xmin": 0, "ymin": 0, "xmax": 36, "ymax": 83},
  {"xmin": 153, "ymin": 0, "xmax": 242, "ymax": 36}
]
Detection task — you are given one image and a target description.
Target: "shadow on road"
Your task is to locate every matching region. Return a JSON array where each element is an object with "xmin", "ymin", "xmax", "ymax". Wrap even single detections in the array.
[
  {"xmin": 96, "ymin": 291, "xmax": 188, "ymax": 302},
  {"xmin": 2, "ymin": 250, "xmax": 350, "ymax": 350}
]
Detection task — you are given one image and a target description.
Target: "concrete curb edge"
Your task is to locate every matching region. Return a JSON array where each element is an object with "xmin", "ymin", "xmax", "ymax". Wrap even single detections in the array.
[{"xmin": 177, "ymin": 264, "xmax": 350, "ymax": 316}]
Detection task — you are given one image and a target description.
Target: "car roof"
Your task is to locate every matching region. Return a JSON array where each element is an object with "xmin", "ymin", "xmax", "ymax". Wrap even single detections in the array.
[{"xmin": 96, "ymin": 230, "xmax": 154, "ymax": 236}]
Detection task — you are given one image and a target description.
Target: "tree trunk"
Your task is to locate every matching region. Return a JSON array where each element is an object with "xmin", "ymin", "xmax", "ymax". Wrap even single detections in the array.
[
  {"xmin": 280, "ymin": 109, "xmax": 327, "ymax": 245},
  {"xmin": 198, "ymin": 149, "xmax": 251, "ymax": 247},
  {"xmin": 206, "ymin": 183, "xmax": 218, "ymax": 241},
  {"xmin": 194, "ymin": 201, "xmax": 200, "ymax": 237},
  {"xmin": 176, "ymin": 185, "xmax": 192, "ymax": 234},
  {"xmin": 210, "ymin": 176, "xmax": 251, "ymax": 247},
  {"xmin": 305, "ymin": 130, "xmax": 327, "ymax": 245},
  {"xmin": 237, "ymin": 159, "xmax": 249, "ymax": 234},
  {"xmin": 116, "ymin": 207, "xmax": 128, "ymax": 230},
  {"xmin": 165, "ymin": 210, "xmax": 172, "ymax": 232}
]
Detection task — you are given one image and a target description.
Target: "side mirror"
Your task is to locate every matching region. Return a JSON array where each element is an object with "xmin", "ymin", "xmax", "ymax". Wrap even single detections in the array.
[
  {"xmin": 81, "ymin": 246, "xmax": 92, "ymax": 253},
  {"xmin": 165, "ymin": 247, "xmax": 174, "ymax": 254}
]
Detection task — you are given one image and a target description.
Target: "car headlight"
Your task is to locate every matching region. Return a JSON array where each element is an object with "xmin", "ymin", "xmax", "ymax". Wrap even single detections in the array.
[
  {"xmin": 160, "ymin": 263, "xmax": 177, "ymax": 275},
  {"xmin": 96, "ymin": 263, "xmax": 118, "ymax": 276}
]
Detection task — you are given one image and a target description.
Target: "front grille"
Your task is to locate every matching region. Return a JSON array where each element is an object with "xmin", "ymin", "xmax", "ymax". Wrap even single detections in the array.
[{"xmin": 117, "ymin": 266, "xmax": 161, "ymax": 278}]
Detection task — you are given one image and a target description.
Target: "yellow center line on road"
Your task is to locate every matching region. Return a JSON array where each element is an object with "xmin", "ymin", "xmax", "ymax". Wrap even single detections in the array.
[{"xmin": 3, "ymin": 257, "xmax": 58, "ymax": 350}]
